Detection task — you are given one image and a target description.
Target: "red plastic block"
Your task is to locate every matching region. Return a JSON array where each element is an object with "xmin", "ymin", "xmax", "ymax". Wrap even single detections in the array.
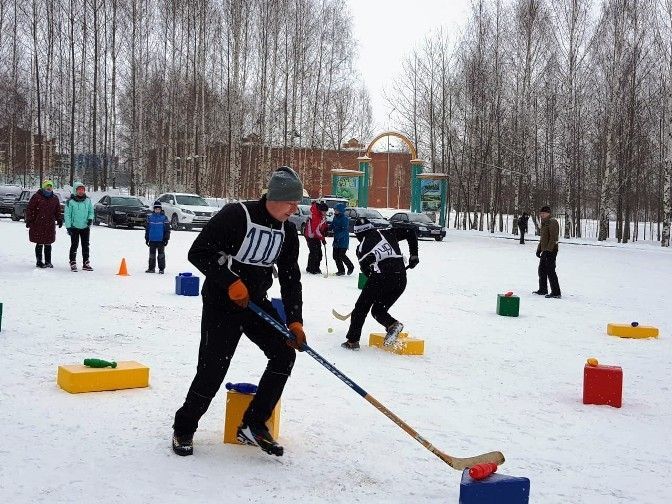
[{"xmin": 583, "ymin": 364, "xmax": 622, "ymax": 408}]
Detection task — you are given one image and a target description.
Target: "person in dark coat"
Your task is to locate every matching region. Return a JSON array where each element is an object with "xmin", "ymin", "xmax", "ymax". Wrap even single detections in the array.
[
  {"xmin": 144, "ymin": 201, "xmax": 171, "ymax": 273},
  {"xmin": 330, "ymin": 202, "xmax": 354, "ymax": 275},
  {"xmin": 172, "ymin": 166, "xmax": 307, "ymax": 458},
  {"xmin": 517, "ymin": 212, "xmax": 529, "ymax": 244},
  {"xmin": 304, "ymin": 200, "xmax": 328, "ymax": 274},
  {"xmin": 341, "ymin": 217, "xmax": 419, "ymax": 350},
  {"xmin": 25, "ymin": 180, "xmax": 63, "ymax": 268},
  {"xmin": 534, "ymin": 205, "xmax": 561, "ymax": 298}
]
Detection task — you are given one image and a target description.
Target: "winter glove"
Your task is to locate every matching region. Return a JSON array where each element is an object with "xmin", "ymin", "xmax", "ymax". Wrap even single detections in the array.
[
  {"xmin": 408, "ymin": 255, "xmax": 420, "ymax": 269},
  {"xmin": 57, "ymin": 221, "xmax": 63, "ymax": 228},
  {"xmin": 163, "ymin": 240, "xmax": 168, "ymax": 247},
  {"xmin": 535, "ymin": 249, "xmax": 541, "ymax": 258},
  {"xmin": 87, "ymin": 219, "xmax": 92, "ymax": 227},
  {"xmin": 287, "ymin": 322, "xmax": 307, "ymax": 351},
  {"xmin": 67, "ymin": 228, "xmax": 73, "ymax": 236},
  {"xmin": 25, "ymin": 222, "xmax": 30, "ymax": 229},
  {"xmin": 540, "ymin": 250, "xmax": 550, "ymax": 260},
  {"xmin": 228, "ymin": 279, "xmax": 249, "ymax": 308},
  {"xmin": 145, "ymin": 240, "xmax": 149, "ymax": 246}
]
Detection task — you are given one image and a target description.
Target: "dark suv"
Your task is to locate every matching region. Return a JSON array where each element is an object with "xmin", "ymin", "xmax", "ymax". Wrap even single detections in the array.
[
  {"xmin": 389, "ymin": 211, "xmax": 446, "ymax": 241},
  {"xmin": 11, "ymin": 189, "xmax": 66, "ymax": 220},
  {"xmin": 94, "ymin": 195, "xmax": 150, "ymax": 228},
  {"xmin": 0, "ymin": 184, "xmax": 23, "ymax": 215},
  {"xmin": 343, "ymin": 207, "xmax": 390, "ymax": 233}
]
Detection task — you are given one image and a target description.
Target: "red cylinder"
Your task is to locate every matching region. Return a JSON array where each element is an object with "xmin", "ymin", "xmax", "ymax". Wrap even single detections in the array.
[{"xmin": 469, "ymin": 462, "xmax": 498, "ymax": 480}]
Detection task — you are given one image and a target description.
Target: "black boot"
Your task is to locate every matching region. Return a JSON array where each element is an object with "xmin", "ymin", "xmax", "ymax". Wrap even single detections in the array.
[
  {"xmin": 172, "ymin": 431, "xmax": 194, "ymax": 456},
  {"xmin": 44, "ymin": 245, "xmax": 53, "ymax": 268},
  {"xmin": 35, "ymin": 245, "xmax": 45, "ymax": 268},
  {"xmin": 236, "ymin": 423, "xmax": 283, "ymax": 456}
]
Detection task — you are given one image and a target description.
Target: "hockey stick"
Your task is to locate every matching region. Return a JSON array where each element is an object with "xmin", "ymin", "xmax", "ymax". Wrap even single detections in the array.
[
  {"xmin": 331, "ymin": 308, "xmax": 352, "ymax": 321},
  {"xmin": 248, "ymin": 301, "xmax": 505, "ymax": 470},
  {"xmin": 322, "ymin": 242, "xmax": 329, "ymax": 278}
]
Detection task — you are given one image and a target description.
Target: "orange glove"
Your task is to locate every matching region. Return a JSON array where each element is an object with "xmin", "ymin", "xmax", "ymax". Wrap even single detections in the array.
[
  {"xmin": 287, "ymin": 322, "xmax": 307, "ymax": 351},
  {"xmin": 228, "ymin": 279, "xmax": 249, "ymax": 307}
]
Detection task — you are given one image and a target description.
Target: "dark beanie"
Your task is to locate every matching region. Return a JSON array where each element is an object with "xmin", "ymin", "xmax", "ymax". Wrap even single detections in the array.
[
  {"xmin": 267, "ymin": 166, "xmax": 304, "ymax": 202},
  {"xmin": 539, "ymin": 205, "xmax": 551, "ymax": 213}
]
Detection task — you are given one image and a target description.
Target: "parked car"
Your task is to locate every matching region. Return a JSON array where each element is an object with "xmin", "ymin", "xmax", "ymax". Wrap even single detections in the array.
[
  {"xmin": 94, "ymin": 195, "xmax": 150, "ymax": 228},
  {"xmin": 343, "ymin": 207, "xmax": 390, "ymax": 233},
  {"xmin": 1, "ymin": 184, "xmax": 23, "ymax": 215},
  {"xmin": 288, "ymin": 204, "xmax": 311, "ymax": 234},
  {"xmin": 11, "ymin": 189, "xmax": 66, "ymax": 221},
  {"xmin": 388, "ymin": 211, "xmax": 446, "ymax": 241},
  {"xmin": 155, "ymin": 192, "xmax": 219, "ymax": 230}
]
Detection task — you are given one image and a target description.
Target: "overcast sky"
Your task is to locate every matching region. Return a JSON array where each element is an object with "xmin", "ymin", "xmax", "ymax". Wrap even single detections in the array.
[{"xmin": 346, "ymin": 0, "xmax": 471, "ymax": 133}]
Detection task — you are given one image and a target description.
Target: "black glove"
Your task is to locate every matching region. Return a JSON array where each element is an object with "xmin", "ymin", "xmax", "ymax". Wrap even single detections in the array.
[
  {"xmin": 540, "ymin": 250, "xmax": 550, "ymax": 260},
  {"xmin": 408, "ymin": 255, "xmax": 419, "ymax": 269},
  {"xmin": 67, "ymin": 228, "xmax": 73, "ymax": 236},
  {"xmin": 25, "ymin": 222, "xmax": 30, "ymax": 229},
  {"xmin": 87, "ymin": 219, "xmax": 92, "ymax": 227},
  {"xmin": 57, "ymin": 221, "xmax": 63, "ymax": 228},
  {"xmin": 145, "ymin": 240, "xmax": 149, "ymax": 246},
  {"xmin": 535, "ymin": 250, "xmax": 541, "ymax": 258},
  {"xmin": 163, "ymin": 240, "xmax": 168, "ymax": 246}
]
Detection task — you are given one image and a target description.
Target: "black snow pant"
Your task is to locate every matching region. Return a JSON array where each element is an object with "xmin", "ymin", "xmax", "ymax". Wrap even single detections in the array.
[
  {"xmin": 538, "ymin": 250, "xmax": 561, "ymax": 295},
  {"xmin": 345, "ymin": 271, "xmax": 407, "ymax": 343},
  {"xmin": 35, "ymin": 244, "xmax": 52, "ymax": 264},
  {"xmin": 69, "ymin": 227, "xmax": 90, "ymax": 263},
  {"xmin": 173, "ymin": 299, "xmax": 296, "ymax": 436},
  {"xmin": 306, "ymin": 238, "xmax": 323, "ymax": 273},
  {"xmin": 332, "ymin": 247, "xmax": 354, "ymax": 274},
  {"xmin": 148, "ymin": 242, "xmax": 166, "ymax": 271},
  {"xmin": 518, "ymin": 224, "xmax": 526, "ymax": 244}
]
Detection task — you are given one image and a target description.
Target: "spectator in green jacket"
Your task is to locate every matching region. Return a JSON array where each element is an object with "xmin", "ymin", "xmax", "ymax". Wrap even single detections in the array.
[{"xmin": 64, "ymin": 182, "xmax": 95, "ymax": 272}]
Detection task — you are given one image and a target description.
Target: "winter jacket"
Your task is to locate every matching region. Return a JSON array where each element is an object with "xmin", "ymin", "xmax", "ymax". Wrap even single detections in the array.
[
  {"xmin": 330, "ymin": 204, "xmax": 350, "ymax": 249},
  {"xmin": 356, "ymin": 227, "xmax": 418, "ymax": 277},
  {"xmin": 26, "ymin": 189, "xmax": 62, "ymax": 244},
  {"xmin": 145, "ymin": 212, "xmax": 171, "ymax": 243},
  {"xmin": 305, "ymin": 201, "xmax": 327, "ymax": 241},
  {"xmin": 64, "ymin": 195, "xmax": 94, "ymax": 229},
  {"xmin": 517, "ymin": 214, "xmax": 529, "ymax": 233},
  {"xmin": 537, "ymin": 216, "xmax": 560, "ymax": 253},
  {"xmin": 188, "ymin": 195, "xmax": 303, "ymax": 323}
]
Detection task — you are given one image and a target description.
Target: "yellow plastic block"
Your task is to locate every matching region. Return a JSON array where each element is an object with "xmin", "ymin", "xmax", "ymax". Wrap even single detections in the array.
[
  {"xmin": 223, "ymin": 390, "xmax": 281, "ymax": 444},
  {"xmin": 607, "ymin": 323, "xmax": 659, "ymax": 339},
  {"xmin": 368, "ymin": 333, "xmax": 424, "ymax": 355},
  {"xmin": 57, "ymin": 361, "xmax": 149, "ymax": 393}
]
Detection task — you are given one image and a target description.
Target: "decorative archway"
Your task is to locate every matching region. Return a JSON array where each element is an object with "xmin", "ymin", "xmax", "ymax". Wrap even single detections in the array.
[{"xmin": 365, "ymin": 131, "xmax": 418, "ymax": 160}]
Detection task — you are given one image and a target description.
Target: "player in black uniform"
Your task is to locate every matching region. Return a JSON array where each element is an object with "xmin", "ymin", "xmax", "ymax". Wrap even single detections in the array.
[
  {"xmin": 341, "ymin": 217, "xmax": 419, "ymax": 350},
  {"xmin": 172, "ymin": 166, "xmax": 307, "ymax": 457}
]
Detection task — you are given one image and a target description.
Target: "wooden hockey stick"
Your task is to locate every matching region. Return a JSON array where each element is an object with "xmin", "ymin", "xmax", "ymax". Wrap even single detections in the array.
[{"xmin": 249, "ymin": 301, "xmax": 505, "ymax": 470}]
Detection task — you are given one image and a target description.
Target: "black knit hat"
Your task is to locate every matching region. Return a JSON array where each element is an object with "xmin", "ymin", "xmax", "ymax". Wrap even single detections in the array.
[
  {"xmin": 353, "ymin": 217, "xmax": 374, "ymax": 235},
  {"xmin": 153, "ymin": 201, "xmax": 162, "ymax": 209},
  {"xmin": 539, "ymin": 205, "xmax": 551, "ymax": 213}
]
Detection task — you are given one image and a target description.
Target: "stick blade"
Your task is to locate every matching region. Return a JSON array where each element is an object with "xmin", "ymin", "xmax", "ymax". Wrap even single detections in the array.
[
  {"xmin": 331, "ymin": 308, "xmax": 351, "ymax": 321},
  {"xmin": 440, "ymin": 450, "xmax": 506, "ymax": 471}
]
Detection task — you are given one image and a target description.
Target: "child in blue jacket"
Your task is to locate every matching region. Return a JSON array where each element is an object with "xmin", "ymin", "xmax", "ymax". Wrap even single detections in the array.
[
  {"xmin": 145, "ymin": 201, "xmax": 171, "ymax": 273},
  {"xmin": 330, "ymin": 202, "xmax": 354, "ymax": 275}
]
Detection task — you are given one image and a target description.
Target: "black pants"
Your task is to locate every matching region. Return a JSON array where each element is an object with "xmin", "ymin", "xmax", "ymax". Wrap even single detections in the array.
[
  {"xmin": 173, "ymin": 299, "xmax": 296, "ymax": 436},
  {"xmin": 148, "ymin": 242, "xmax": 166, "ymax": 271},
  {"xmin": 518, "ymin": 224, "xmax": 526, "ymax": 244},
  {"xmin": 69, "ymin": 227, "xmax": 90, "ymax": 262},
  {"xmin": 538, "ymin": 251, "xmax": 561, "ymax": 295},
  {"xmin": 346, "ymin": 272, "xmax": 407, "ymax": 343},
  {"xmin": 35, "ymin": 244, "xmax": 52, "ymax": 264},
  {"xmin": 306, "ymin": 238, "xmax": 323, "ymax": 273},
  {"xmin": 332, "ymin": 247, "xmax": 354, "ymax": 274}
]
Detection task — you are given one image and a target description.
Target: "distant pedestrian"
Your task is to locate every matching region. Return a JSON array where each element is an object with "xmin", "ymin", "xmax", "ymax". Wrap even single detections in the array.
[
  {"xmin": 25, "ymin": 180, "xmax": 63, "ymax": 268},
  {"xmin": 305, "ymin": 200, "xmax": 328, "ymax": 274},
  {"xmin": 64, "ymin": 182, "xmax": 95, "ymax": 272},
  {"xmin": 533, "ymin": 205, "xmax": 561, "ymax": 299},
  {"xmin": 330, "ymin": 202, "xmax": 354, "ymax": 276},
  {"xmin": 517, "ymin": 212, "xmax": 529, "ymax": 244},
  {"xmin": 145, "ymin": 201, "xmax": 171, "ymax": 274}
]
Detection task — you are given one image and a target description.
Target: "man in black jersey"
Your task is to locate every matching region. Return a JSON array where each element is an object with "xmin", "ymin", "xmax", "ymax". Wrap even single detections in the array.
[
  {"xmin": 341, "ymin": 218, "xmax": 419, "ymax": 350},
  {"xmin": 172, "ymin": 166, "xmax": 307, "ymax": 457}
]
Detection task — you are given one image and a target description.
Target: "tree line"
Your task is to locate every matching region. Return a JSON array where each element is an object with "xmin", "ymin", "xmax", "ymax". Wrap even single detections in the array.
[
  {"xmin": 0, "ymin": 0, "xmax": 372, "ymax": 199},
  {"xmin": 390, "ymin": 0, "xmax": 672, "ymax": 245}
]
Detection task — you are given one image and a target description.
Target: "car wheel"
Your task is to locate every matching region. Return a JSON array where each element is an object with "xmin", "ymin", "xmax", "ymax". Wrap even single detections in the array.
[
  {"xmin": 170, "ymin": 214, "xmax": 179, "ymax": 230},
  {"xmin": 435, "ymin": 236, "xmax": 444, "ymax": 241},
  {"xmin": 128, "ymin": 224, "xmax": 134, "ymax": 229},
  {"xmin": 108, "ymin": 215, "xmax": 116, "ymax": 228},
  {"xmin": 184, "ymin": 224, "xmax": 192, "ymax": 231},
  {"xmin": 10, "ymin": 210, "xmax": 19, "ymax": 221},
  {"xmin": 93, "ymin": 217, "xmax": 100, "ymax": 225}
]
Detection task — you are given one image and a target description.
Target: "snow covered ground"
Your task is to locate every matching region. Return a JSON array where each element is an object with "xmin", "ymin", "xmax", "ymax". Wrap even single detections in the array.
[{"xmin": 0, "ymin": 216, "xmax": 670, "ymax": 503}]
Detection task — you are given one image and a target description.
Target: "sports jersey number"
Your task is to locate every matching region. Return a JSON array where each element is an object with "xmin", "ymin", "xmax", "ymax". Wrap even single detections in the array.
[
  {"xmin": 372, "ymin": 241, "xmax": 395, "ymax": 262},
  {"xmin": 239, "ymin": 228, "xmax": 284, "ymax": 266}
]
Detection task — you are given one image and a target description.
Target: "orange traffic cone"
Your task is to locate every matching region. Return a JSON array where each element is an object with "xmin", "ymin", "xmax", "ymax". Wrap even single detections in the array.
[{"xmin": 117, "ymin": 257, "xmax": 130, "ymax": 276}]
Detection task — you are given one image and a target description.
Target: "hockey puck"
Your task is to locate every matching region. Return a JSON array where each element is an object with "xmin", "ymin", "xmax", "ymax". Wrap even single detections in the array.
[
  {"xmin": 328, "ymin": 327, "xmax": 334, "ymax": 333},
  {"xmin": 631, "ymin": 321, "xmax": 639, "ymax": 327}
]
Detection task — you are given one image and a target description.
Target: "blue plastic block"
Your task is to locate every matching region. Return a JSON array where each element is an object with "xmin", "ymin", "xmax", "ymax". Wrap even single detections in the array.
[
  {"xmin": 175, "ymin": 272, "xmax": 200, "ymax": 296},
  {"xmin": 271, "ymin": 297, "xmax": 287, "ymax": 323},
  {"xmin": 459, "ymin": 469, "xmax": 530, "ymax": 504}
]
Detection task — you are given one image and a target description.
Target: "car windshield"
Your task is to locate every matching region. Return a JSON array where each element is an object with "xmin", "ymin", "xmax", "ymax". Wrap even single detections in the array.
[
  {"xmin": 321, "ymin": 199, "xmax": 348, "ymax": 209},
  {"xmin": 110, "ymin": 197, "xmax": 144, "ymax": 207},
  {"xmin": 176, "ymin": 195, "xmax": 208, "ymax": 206},
  {"xmin": 408, "ymin": 213, "xmax": 433, "ymax": 224},
  {"xmin": 359, "ymin": 209, "xmax": 384, "ymax": 219}
]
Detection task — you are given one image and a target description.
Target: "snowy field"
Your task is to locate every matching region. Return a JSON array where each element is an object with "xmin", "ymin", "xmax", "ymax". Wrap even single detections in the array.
[{"xmin": 0, "ymin": 216, "xmax": 671, "ymax": 503}]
